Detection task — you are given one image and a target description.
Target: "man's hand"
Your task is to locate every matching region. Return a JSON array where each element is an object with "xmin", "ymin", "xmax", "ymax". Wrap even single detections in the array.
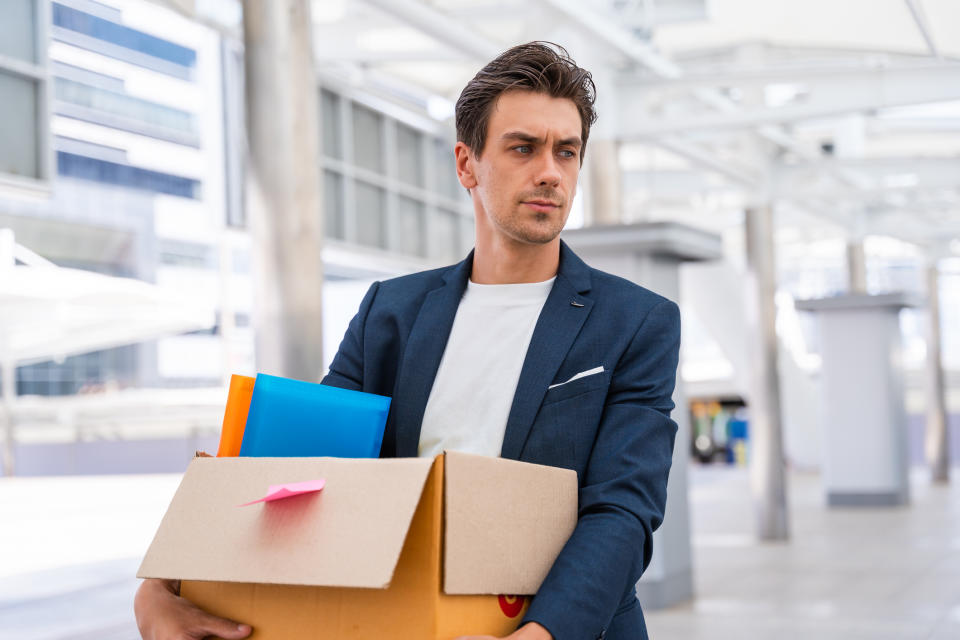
[
  {"xmin": 134, "ymin": 578, "xmax": 252, "ymax": 640},
  {"xmin": 455, "ymin": 621, "xmax": 553, "ymax": 640}
]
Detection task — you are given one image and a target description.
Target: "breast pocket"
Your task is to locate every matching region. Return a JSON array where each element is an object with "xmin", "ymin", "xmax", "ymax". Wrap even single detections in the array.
[
  {"xmin": 542, "ymin": 368, "xmax": 610, "ymax": 405},
  {"xmin": 528, "ymin": 369, "xmax": 611, "ymax": 474}
]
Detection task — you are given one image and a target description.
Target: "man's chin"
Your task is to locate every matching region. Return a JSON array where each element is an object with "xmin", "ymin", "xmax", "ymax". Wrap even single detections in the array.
[{"xmin": 511, "ymin": 225, "xmax": 564, "ymax": 245}]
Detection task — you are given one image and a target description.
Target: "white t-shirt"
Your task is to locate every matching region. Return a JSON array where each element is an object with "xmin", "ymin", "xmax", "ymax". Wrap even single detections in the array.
[{"xmin": 417, "ymin": 277, "xmax": 555, "ymax": 458}]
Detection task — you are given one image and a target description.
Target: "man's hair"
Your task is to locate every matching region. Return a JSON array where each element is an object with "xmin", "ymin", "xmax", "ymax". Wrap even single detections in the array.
[{"xmin": 455, "ymin": 41, "xmax": 597, "ymax": 163}]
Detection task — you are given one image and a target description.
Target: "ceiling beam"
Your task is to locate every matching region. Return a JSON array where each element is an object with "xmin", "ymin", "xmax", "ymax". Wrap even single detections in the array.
[
  {"xmin": 358, "ymin": 0, "xmax": 501, "ymax": 61},
  {"xmin": 626, "ymin": 60, "xmax": 954, "ymax": 90},
  {"xmin": 617, "ymin": 64, "xmax": 960, "ymax": 138},
  {"xmin": 904, "ymin": 0, "xmax": 941, "ymax": 59},
  {"xmin": 652, "ymin": 138, "xmax": 760, "ymax": 188},
  {"xmin": 539, "ymin": 0, "xmax": 682, "ymax": 77},
  {"xmin": 538, "ymin": 0, "xmax": 880, "ymax": 211}
]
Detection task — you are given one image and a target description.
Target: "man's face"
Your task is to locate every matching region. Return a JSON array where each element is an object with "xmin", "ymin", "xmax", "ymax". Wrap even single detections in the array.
[{"xmin": 457, "ymin": 90, "xmax": 582, "ymax": 246}]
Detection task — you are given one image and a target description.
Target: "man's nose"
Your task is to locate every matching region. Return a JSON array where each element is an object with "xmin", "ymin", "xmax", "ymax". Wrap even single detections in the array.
[{"xmin": 534, "ymin": 153, "xmax": 562, "ymax": 187}]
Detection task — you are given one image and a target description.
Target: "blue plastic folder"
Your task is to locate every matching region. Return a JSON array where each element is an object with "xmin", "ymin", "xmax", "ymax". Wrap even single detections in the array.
[{"xmin": 238, "ymin": 374, "xmax": 391, "ymax": 458}]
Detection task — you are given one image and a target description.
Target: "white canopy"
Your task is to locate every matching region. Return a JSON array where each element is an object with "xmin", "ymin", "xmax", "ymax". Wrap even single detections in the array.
[
  {"xmin": 0, "ymin": 263, "xmax": 215, "ymax": 366},
  {"xmin": 0, "ymin": 228, "xmax": 216, "ymax": 475}
]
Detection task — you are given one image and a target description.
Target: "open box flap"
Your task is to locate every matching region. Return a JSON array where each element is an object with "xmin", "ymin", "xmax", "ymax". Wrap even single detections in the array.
[
  {"xmin": 442, "ymin": 451, "xmax": 578, "ymax": 595},
  {"xmin": 138, "ymin": 456, "xmax": 434, "ymax": 588}
]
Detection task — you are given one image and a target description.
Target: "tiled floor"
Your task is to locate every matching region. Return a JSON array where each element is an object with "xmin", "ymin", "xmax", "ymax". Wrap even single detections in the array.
[
  {"xmin": 0, "ymin": 474, "xmax": 180, "ymax": 640},
  {"xmin": 0, "ymin": 466, "xmax": 957, "ymax": 639},
  {"xmin": 645, "ymin": 466, "xmax": 960, "ymax": 640}
]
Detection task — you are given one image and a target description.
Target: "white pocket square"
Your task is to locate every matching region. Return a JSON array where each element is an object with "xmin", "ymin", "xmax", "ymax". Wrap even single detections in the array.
[{"xmin": 548, "ymin": 366, "xmax": 605, "ymax": 390}]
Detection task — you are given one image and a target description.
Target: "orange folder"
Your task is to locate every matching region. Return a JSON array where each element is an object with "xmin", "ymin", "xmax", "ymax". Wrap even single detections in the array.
[{"xmin": 217, "ymin": 374, "xmax": 255, "ymax": 457}]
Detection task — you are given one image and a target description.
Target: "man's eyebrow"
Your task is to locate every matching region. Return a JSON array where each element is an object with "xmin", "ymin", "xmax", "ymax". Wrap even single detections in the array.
[
  {"xmin": 501, "ymin": 131, "xmax": 540, "ymax": 143},
  {"xmin": 501, "ymin": 131, "xmax": 583, "ymax": 148}
]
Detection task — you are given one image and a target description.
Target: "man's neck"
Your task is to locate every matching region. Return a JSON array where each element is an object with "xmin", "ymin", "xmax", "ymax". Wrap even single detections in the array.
[{"xmin": 470, "ymin": 236, "xmax": 560, "ymax": 284}]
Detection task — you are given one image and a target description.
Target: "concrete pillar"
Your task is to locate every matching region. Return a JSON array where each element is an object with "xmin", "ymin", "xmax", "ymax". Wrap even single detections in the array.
[
  {"xmin": 0, "ymin": 229, "xmax": 14, "ymax": 476},
  {"xmin": 796, "ymin": 293, "xmax": 916, "ymax": 506},
  {"xmin": 586, "ymin": 139, "xmax": 622, "ymax": 226},
  {"xmin": 1, "ymin": 360, "xmax": 14, "ymax": 477},
  {"xmin": 744, "ymin": 205, "xmax": 789, "ymax": 540},
  {"xmin": 556, "ymin": 34, "xmax": 621, "ymax": 228},
  {"xmin": 925, "ymin": 261, "xmax": 950, "ymax": 483},
  {"xmin": 562, "ymin": 222, "xmax": 722, "ymax": 609},
  {"xmin": 846, "ymin": 240, "xmax": 867, "ymax": 294},
  {"xmin": 243, "ymin": 0, "xmax": 325, "ymax": 381}
]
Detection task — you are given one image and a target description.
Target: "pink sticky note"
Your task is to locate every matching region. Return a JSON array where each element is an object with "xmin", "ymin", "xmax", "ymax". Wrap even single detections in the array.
[{"xmin": 237, "ymin": 478, "xmax": 326, "ymax": 507}]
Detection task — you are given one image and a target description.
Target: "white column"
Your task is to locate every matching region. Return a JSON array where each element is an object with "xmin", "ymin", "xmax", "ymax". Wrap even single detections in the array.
[
  {"xmin": 1, "ymin": 360, "xmax": 15, "ymax": 477},
  {"xmin": 744, "ymin": 205, "xmax": 789, "ymax": 540},
  {"xmin": 243, "ymin": 0, "xmax": 325, "ymax": 381},
  {"xmin": 796, "ymin": 294, "xmax": 915, "ymax": 506},
  {"xmin": 586, "ymin": 139, "xmax": 622, "ymax": 226},
  {"xmin": 925, "ymin": 260, "xmax": 950, "ymax": 483},
  {"xmin": 846, "ymin": 240, "xmax": 867, "ymax": 294},
  {"xmin": 0, "ymin": 229, "xmax": 15, "ymax": 476}
]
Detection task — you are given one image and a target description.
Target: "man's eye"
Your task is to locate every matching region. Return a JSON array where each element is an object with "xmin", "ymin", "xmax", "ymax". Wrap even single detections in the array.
[
  {"xmin": 514, "ymin": 145, "xmax": 532, "ymax": 154},
  {"xmin": 558, "ymin": 149, "xmax": 576, "ymax": 159}
]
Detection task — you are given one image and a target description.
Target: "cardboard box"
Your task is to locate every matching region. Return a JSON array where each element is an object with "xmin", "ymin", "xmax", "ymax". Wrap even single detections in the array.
[{"xmin": 138, "ymin": 451, "xmax": 577, "ymax": 639}]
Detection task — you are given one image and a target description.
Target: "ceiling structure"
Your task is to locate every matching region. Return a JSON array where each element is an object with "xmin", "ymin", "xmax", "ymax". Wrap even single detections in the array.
[{"xmin": 191, "ymin": 0, "xmax": 960, "ymax": 253}]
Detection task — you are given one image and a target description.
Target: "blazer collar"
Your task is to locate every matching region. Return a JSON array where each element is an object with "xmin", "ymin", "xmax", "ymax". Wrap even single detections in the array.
[
  {"xmin": 440, "ymin": 240, "xmax": 591, "ymax": 292},
  {"xmin": 392, "ymin": 242, "xmax": 593, "ymax": 458},
  {"xmin": 555, "ymin": 239, "xmax": 593, "ymax": 294}
]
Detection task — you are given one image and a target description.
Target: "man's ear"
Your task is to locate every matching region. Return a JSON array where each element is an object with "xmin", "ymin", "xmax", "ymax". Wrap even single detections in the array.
[{"xmin": 454, "ymin": 141, "xmax": 478, "ymax": 190}]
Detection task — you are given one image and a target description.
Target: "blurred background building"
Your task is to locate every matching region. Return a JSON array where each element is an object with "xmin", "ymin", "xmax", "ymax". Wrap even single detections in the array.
[{"xmin": 0, "ymin": 0, "xmax": 958, "ymax": 638}]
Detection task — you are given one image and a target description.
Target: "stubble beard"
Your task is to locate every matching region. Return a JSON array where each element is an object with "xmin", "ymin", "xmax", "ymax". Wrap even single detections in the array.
[
  {"xmin": 497, "ymin": 189, "xmax": 567, "ymax": 245},
  {"xmin": 501, "ymin": 211, "xmax": 565, "ymax": 245}
]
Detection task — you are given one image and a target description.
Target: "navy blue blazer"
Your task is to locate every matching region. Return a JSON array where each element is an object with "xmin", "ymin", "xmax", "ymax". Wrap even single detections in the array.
[{"xmin": 321, "ymin": 241, "xmax": 680, "ymax": 640}]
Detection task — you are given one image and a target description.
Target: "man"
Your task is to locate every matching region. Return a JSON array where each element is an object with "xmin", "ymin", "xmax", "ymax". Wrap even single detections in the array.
[{"xmin": 135, "ymin": 42, "xmax": 680, "ymax": 640}]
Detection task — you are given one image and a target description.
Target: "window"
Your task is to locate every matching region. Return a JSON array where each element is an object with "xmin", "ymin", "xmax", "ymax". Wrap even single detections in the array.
[
  {"xmin": 52, "ymin": 3, "xmax": 196, "ymax": 68},
  {"xmin": 0, "ymin": 0, "xmax": 37, "ymax": 63},
  {"xmin": 222, "ymin": 40, "xmax": 245, "ymax": 227},
  {"xmin": 323, "ymin": 170, "xmax": 344, "ymax": 240},
  {"xmin": 434, "ymin": 139, "xmax": 460, "ymax": 199},
  {"xmin": 352, "ymin": 103, "xmax": 383, "ymax": 174},
  {"xmin": 57, "ymin": 151, "xmax": 201, "ymax": 199},
  {"xmin": 54, "ymin": 77, "xmax": 197, "ymax": 136},
  {"xmin": 396, "ymin": 124, "xmax": 424, "ymax": 187},
  {"xmin": 0, "ymin": 0, "xmax": 47, "ymax": 185},
  {"xmin": 0, "ymin": 73, "xmax": 39, "ymax": 179},
  {"xmin": 354, "ymin": 180, "xmax": 386, "ymax": 248},
  {"xmin": 320, "ymin": 89, "xmax": 342, "ymax": 159},
  {"xmin": 318, "ymin": 87, "xmax": 471, "ymax": 259},
  {"xmin": 16, "ymin": 344, "xmax": 137, "ymax": 396},
  {"xmin": 397, "ymin": 196, "xmax": 425, "ymax": 257},
  {"xmin": 430, "ymin": 209, "xmax": 461, "ymax": 262}
]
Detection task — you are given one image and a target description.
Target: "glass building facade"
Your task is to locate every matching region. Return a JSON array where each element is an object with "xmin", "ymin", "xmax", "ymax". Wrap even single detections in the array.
[
  {"xmin": 0, "ymin": 0, "xmax": 49, "ymax": 185},
  {"xmin": 319, "ymin": 87, "xmax": 474, "ymax": 262},
  {"xmin": 52, "ymin": 2, "xmax": 196, "ymax": 69}
]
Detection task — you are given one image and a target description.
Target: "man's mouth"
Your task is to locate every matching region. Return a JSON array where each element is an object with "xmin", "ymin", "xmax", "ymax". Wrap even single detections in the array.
[{"xmin": 522, "ymin": 200, "xmax": 561, "ymax": 213}]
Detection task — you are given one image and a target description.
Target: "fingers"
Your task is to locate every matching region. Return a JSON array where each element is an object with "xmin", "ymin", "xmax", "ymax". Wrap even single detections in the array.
[
  {"xmin": 193, "ymin": 610, "xmax": 252, "ymax": 639},
  {"xmin": 134, "ymin": 577, "xmax": 253, "ymax": 640}
]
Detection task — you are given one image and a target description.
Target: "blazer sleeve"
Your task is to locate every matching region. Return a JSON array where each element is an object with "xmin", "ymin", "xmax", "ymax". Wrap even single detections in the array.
[
  {"xmin": 320, "ymin": 281, "xmax": 380, "ymax": 392},
  {"xmin": 522, "ymin": 299, "xmax": 681, "ymax": 640}
]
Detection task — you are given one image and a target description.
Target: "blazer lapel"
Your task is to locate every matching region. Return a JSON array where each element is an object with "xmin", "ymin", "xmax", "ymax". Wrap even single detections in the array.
[
  {"xmin": 391, "ymin": 254, "xmax": 471, "ymax": 457},
  {"xmin": 500, "ymin": 242, "xmax": 594, "ymax": 460}
]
